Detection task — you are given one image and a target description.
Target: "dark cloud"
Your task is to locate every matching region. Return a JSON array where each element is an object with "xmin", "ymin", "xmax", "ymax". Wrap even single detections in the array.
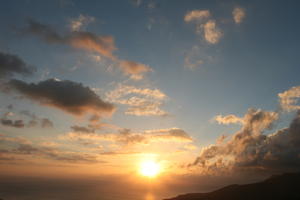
[
  {"xmin": 20, "ymin": 110, "xmax": 54, "ymax": 128},
  {"xmin": 41, "ymin": 118, "xmax": 54, "ymax": 128},
  {"xmin": 7, "ymin": 78, "xmax": 115, "ymax": 116},
  {"xmin": 0, "ymin": 51, "xmax": 33, "ymax": 78},
  {"xmin": 70, "ymin": 125, "xmax": 94, "ymax": 133},
  {"xmin": 1, "ymin": 119, "xmax": 25, "ymax": 128},
  {"xmin": 190, "ymin": 108, "xmax": 300, "ymax": 175},
  {"xmin": 25, "ymin": 19, "xmax": 116, "ymax": 59}
]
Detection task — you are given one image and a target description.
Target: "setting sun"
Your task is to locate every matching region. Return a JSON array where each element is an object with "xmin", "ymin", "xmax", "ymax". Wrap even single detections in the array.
[{"xmin": 139, "ymin": 160, "xmax": 160, "ymax": 178}]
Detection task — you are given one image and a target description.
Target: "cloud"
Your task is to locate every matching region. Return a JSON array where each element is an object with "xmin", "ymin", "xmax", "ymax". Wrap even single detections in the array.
[
  {"xmin": 0, "ymin": 134, "xmax": 101, "ymax": 163},
  {"xmin": 184, "ymin": 11, "xmax": 222, "ymax": 44},
  {"xmin": 25, "ymin": 19, "xmax": 117, "ymax": 59},
  {"xmin": 0, "ymin": 51, "xmax": 33, "ymax": 79},
  {"xmin": 106, "ymin": 84, "xmax": 168, "ymax": 116},
  {"xmin": 214, "ymin": 114, "xmax": 244, "ymax": 125},
  {"xmin": 184, "ymin": 45, "xmax": 204, "ymax": 70},
  {"xmin": 232, "ymin": 7, "xmax": 246, "ymax": 24},
  {"xmin": 188, "ymin": 108, "xmax": 300, "ymax": 175},
  {"xmin": 24, "ymin": 19, "xmax": 152, "ymax": 79},
  {"xmin": 63, "ymin": 127, "xmax": 192, "ymax": 146},
  {"xmin": 119, "ymin": 60, "xmax": 151, "ymax": 80},
  {"xmin": 1, "ymin": 119, "xmax": 25, "ymax": 128},
  {"xmin": 184, "ymin": 10, "xmax": 210, "ymax": 22},
  {"xmin": 71, "ymin": 125, "xmax": 94, "ymax": 133},
  {"xmin": 69, "ymin": 14, "xmax": 95, "ymax": 31},
  {"xmin": 202, "ymin": 20, "xmax": 222, "ymax": 44},
  {"xmin": 41, "ymin": 118, "xmax": 54, "ymax": 128},
  {"xmin": 7, "ymin": 78, "xmax": 115, "ymax": 116},
  {"xmin": 278, "ymin": 86, "xmax": 300, "ymax": 111}
]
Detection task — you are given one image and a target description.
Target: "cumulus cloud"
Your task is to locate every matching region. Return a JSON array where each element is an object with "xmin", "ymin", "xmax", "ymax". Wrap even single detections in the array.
[
  {"xmin": 232, "ymin": 7, "xmax": 246, "ymax": 24},
  {"xmin": 187, "ymin": 107, "xmax": 300, "ymax": 175},
  {"xmin": 69, "ymin": 14, "xmax": 95, "ymax": 31},
  {"xmin": 7, "ymin": 78, "xmax": 115, "ymax": 116},
  {"xmin": 202, "ymin": 20, "xmax": 222, "ymax": 44},
  {"xmin": 106, "ymin": 84, "xmax": 168, "ymax": 116},
  {"xmin": 24, "ymin": 19, "xmax": 152, "ymax": 79},
  {"xmin": 184, "ymin": 10, "xmax": 210, "ymax": 22},
  {"xmin": 278, "ymin": 86, "xmax": 300, "ymax": 111},
  {"xmin": 0, "ymin": 51, "xmax": 33, "ymax": 79},
  {"xmin": 214, "ymin": 114, "xmax": 244, "ymax": 125}
]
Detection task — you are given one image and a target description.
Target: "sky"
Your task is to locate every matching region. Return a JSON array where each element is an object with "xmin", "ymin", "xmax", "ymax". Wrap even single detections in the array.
[{"xmin": 1, "ymin": 0, "xmax": 300, "ymax": 199}]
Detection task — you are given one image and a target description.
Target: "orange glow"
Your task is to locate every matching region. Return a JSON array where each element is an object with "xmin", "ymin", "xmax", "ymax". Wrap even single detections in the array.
[{"xmin": 139, "ymin": 160, "xmax": 160, "ymax": 178}]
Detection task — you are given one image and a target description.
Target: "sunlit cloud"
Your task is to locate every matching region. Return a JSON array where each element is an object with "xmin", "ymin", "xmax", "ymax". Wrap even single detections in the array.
[
  {"xmin": 278, "ymin": 86, "xmax": 300, "ymax": 111},
  {"xmin": 119, "ymin": 60, "xmax": 152, "ymax": 80},
  {"xmin": 189, "ymin": 108, "xmax": 291, "ymax": 175},
  {"xmin": 202, "ymin": 20, "xmax": 222, "ymax": 44},
  {"xmin": 232, "ymin": 7, "xmax": 246, "ymax": 24},
  {"xmin": 23, "ymin": 19, "xmax": 152, "ymax": 79},
  {"xmin": 184, "ymin": 10, "xmax": 222, "ymax": 44},
  {"xmin": 184, "ymin": 10, "xmax": 210, "ymax": 22},
  {"xmin": 0, "ymin": 134, "xmax": 102, "ymax": 164},
  {"xmin": 214, "ymin": 114, "xmax": 244, "ymax": 125},
  {"xmin": 106, "ymin": 84, "xmax": 168, "ymax": 116},
  {"xmin": 62, "ymin": 127, "xmax": 192, "ymax": 147},
  {"xmin": 25, "ymin": 19, "xmax": 116, "ymax": 59}
]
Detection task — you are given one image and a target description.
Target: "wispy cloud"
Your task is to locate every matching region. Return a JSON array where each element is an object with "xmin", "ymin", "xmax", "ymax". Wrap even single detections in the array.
[
  {"xmin": 69, "ymin": 14, "xmax": 95, "ymax": 31},
  {"xmin": 62, "ymin": 127, "xmax": 192, "ymax": 146},
  {"xmin": 23, "ymin": 19, "xmax": 152, "ymax": 79},
  {"xmin": 0, "ymin": 134, "xmax": 102, "ymax": 164}
]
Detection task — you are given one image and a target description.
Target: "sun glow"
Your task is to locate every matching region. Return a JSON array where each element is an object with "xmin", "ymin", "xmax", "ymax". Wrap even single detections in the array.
[{"xmin": 139, "ymin": 160, "xmax": 160, "ymax": 178}]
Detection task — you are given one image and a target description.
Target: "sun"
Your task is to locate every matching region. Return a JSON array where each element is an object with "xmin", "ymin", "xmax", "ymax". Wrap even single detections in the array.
[{"xmin": 139, "ymin": 160, "xmax": 160, "ymax": 178}]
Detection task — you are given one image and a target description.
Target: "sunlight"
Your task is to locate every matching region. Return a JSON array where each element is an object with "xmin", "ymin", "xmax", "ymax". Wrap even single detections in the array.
[{"xmin": 139, "ymin": 160, "xmax": 160, "ymax": 178}]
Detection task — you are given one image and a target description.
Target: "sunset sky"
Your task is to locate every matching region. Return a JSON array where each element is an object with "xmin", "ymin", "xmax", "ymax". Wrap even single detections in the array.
[{"xmin": 1, "ymin": 0, "xmax": 300, "ymax": 199}]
